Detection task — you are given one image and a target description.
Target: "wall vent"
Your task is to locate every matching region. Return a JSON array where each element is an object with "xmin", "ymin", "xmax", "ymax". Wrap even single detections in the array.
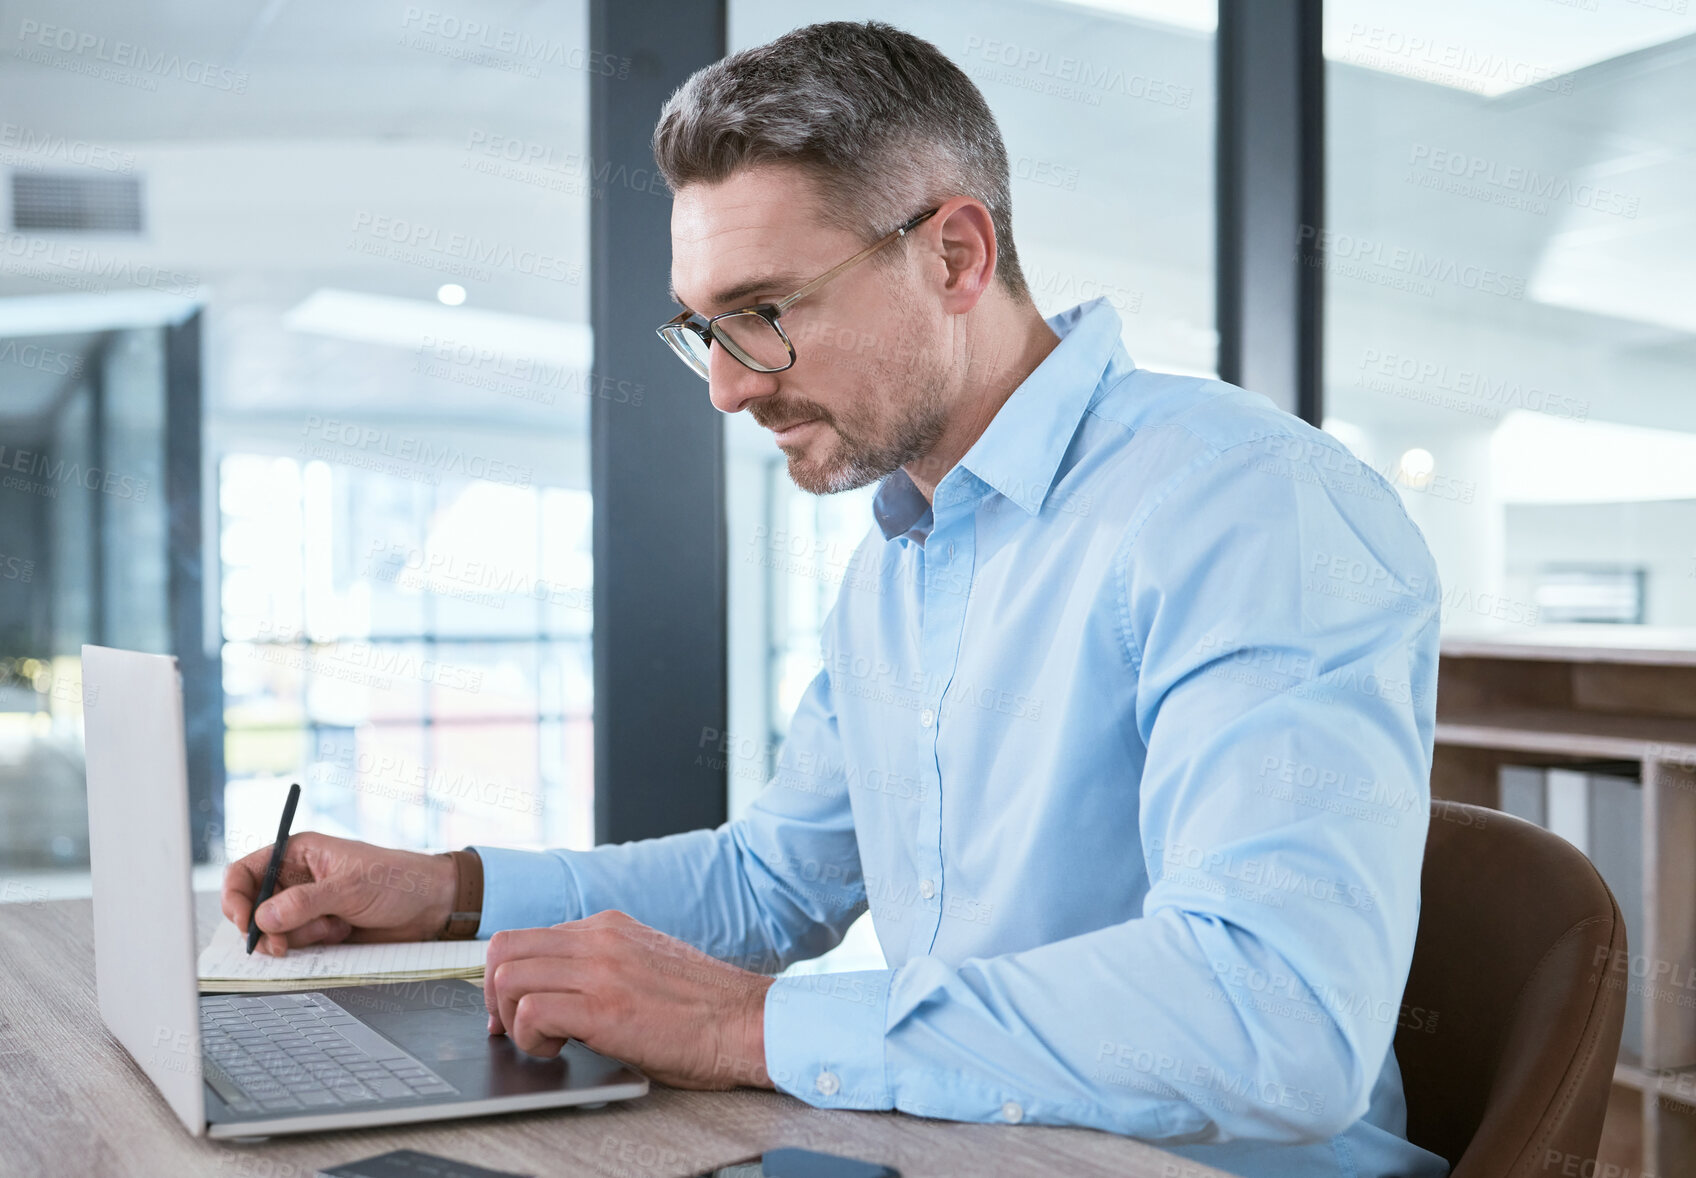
[{"xmin": 11, "ymin": 171, "xmax": 143, "ymax": 233}]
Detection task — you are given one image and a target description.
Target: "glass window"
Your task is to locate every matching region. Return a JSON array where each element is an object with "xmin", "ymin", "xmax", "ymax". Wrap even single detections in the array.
[
  {"xmin": 0, "ymin": 326, "xmax": 169, "ymax": 881},
  {"xmin": 1322, "ymin": 0, "xmax": 1696, "ymax": 633},
  {"xmin": 0, "ymin": 0, "xmax": 597, "ymax": 889},
  {"xmin": 218, "ymin": 460, "xmax": 595, "ymax": 858}
]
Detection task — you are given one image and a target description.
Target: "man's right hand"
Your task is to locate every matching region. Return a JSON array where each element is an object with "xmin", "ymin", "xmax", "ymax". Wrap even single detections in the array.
[{"xmin": 221, "ymin": 832, "xmax": 459, "ymax": 957}]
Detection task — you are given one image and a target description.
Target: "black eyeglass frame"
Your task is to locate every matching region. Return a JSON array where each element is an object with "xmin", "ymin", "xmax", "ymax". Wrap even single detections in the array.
[{"xmin": 657, "ymin": 207, "xmax": 940, "ymax": 381}]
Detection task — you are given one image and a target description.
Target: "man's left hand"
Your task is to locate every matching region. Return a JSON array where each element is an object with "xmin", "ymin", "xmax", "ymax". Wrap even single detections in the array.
[{"xmin": 483, "ymin": 909, "xmax": 776, "ymax": 1090}]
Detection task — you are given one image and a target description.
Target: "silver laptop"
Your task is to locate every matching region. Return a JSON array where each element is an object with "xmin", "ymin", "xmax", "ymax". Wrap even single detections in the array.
[{"xmin": 81, "ymin": 643, "xmax": 648, "ymax": 1139}]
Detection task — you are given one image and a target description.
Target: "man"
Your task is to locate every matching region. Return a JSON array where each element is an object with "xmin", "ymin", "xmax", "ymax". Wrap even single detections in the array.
[{"xmin": 225, "ymin": 21, "xmax": 1448, "ymax": 1178}]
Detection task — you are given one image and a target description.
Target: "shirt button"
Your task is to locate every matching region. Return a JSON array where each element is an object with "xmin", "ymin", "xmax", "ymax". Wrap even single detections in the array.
[
  {"xmin": 919, "ymin": 879, "xmax": 936, "ymax": 899},
  {"xmin": 1002, "ymin": 1100, "xmax": 1024, "ymax": 1123},
  {"xmin": 920, "ymin": 707, "xmax": 935, "ymax": 728},
  {"xmin": 815, "ymin": 1070, "xmax": 841, "ymax": 1097}
]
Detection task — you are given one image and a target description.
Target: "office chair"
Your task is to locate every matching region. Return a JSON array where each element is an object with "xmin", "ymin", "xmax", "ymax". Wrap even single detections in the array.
[{"xmin": 1393, "ymin": 800, "xmax": 1628, "ymax": 1177}]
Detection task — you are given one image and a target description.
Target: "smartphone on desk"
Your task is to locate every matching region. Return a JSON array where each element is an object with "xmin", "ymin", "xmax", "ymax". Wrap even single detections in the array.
[{"xmin": 690, "ymin": 1146, "xmax": 899, "ymax": 1178}]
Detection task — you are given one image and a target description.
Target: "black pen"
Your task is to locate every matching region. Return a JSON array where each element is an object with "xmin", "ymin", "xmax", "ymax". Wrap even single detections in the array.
[{"xmin": 247, "ymin": 781, "xmax": 301, "ymax": 955}]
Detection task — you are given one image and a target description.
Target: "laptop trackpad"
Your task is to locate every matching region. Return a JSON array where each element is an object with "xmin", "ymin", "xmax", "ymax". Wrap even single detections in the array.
[
  {"xmin": 327, "ymin": 980, "xmax": 641, "ymax": 1098},
  {"xmin": 339, "ymin": 982, "xmax": 578, "ymax": 1094}
]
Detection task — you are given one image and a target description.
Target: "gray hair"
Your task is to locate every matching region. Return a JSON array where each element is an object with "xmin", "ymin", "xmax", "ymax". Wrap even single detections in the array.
[{"xmin": 652, "ymin": 20, "xmax": 1029, "ymax": 299}]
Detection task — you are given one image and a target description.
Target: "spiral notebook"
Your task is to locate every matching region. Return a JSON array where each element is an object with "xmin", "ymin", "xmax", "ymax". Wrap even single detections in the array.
[{"xmin": 198, "ymin": 920, "xmax": 487, "ymax": 993}]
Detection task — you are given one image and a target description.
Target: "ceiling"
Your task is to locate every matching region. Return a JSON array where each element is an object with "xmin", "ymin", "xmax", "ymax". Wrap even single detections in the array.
[{"xmin": 0, "ymin": 0, "xmax": 1689, "ymax": 448}]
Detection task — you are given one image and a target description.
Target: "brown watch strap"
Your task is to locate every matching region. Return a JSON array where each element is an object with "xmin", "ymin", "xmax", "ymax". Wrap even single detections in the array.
[{"xmin": 439, "ymin": 849, "xmax": 483, "ymax": 940}]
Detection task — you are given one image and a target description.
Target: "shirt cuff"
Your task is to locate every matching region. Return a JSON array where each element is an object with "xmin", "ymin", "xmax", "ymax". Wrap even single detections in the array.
[
  {"xmin": 467, "ymin": 845, "xmax": 582, "ymax": 937},
  {"xmin": 764, "ymin": 969, "xmax": 893, "ymax": 1110}
]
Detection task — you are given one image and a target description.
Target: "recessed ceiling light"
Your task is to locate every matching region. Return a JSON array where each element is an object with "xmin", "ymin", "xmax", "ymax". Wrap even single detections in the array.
[
  {"xmin": 283, "ymin": 288, "xmax": 591, "ymax": 367},
  {"xmin": 1398, "ymin": 447, "xmax": 1436, "ymax": 489}
]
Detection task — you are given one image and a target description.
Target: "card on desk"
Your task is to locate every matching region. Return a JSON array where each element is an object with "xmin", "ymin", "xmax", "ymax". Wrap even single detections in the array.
[
  {"xmin": 317, "ymin": 1149, "xmax": 531, "ymax": 1178},
  {"xmin": 198, "ymin": 920, "xmax": 487, "ymax": 992}
]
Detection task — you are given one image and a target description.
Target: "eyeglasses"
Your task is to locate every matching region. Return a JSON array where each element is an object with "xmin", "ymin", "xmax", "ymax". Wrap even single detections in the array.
[{"xmin": 657, "ymin": 207, "xmax": 939, "ymax": 381}]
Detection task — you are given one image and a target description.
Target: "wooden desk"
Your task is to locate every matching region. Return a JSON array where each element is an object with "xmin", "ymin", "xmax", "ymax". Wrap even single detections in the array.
[{"xmin": 0, "ymin": 894, "xmax": 1233, "ymax": 1178}]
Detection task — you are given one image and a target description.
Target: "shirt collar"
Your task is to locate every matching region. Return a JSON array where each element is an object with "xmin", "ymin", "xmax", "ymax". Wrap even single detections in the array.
[{"xmin": 871, "ymin": 298, "xmax": 1127, "ymax": 541}]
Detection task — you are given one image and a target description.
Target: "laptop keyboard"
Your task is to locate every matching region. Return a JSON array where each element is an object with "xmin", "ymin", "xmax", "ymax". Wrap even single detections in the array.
[{"xmin": 200, "ymin": 992, "xmax": 458, "ymax": 1116}]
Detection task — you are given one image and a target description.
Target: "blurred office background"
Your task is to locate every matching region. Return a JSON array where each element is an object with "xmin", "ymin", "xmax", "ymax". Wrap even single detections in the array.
[{"xmin": 0, "ymin": 0, "xmax": 1691, "ymax": 983}]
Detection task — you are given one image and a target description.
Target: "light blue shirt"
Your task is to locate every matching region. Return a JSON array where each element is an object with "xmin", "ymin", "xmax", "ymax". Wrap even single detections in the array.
[{"xmin": 473, "ymin": 298, "xmax": 1450, "ymax": 1178}]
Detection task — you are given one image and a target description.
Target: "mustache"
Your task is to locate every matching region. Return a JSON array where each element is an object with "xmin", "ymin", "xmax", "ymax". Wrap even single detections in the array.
[{"xmin": 749, "ymin": 401, "xmax": 833, "ymax": 432}]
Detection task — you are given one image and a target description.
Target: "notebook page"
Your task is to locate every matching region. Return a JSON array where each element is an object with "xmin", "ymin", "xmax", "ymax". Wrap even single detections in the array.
[{"xmin": 198, "ymin": 919, "xmax": 486, "ymax": 983}]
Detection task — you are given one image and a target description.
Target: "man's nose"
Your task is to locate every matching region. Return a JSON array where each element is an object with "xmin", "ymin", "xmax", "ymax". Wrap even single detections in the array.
[{"xmin": 706, "ymin": 343, "xmax": 782, "ymax": 415}]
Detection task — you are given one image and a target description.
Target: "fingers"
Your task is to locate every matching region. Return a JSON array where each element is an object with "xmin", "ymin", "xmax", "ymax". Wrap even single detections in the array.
[
  {"xmin": 487, "ymin": 959, "xmax": 583, "ymax": 1056},
  {"xmin": 491, "ymin": 957, "xmax": 558, "ymax": 1039},
  {"xmin": 253, "ymin": 878, "xmax": 343, "ymax": 939},
  {"xmin": 509, "ymin": 993, "xmax": 573, "ymax": 1058},
  {"xmin": 252, "ymin": 915, "xmax": 354, "ymax": 957},
  {"xmin": 483, "ymin": 927, "xmax": 583, "ymax": 1023},
  {"xmin": 221, "ymin": 863, "xmax": 254, "ymax": 933},
  {"xmin": 221, "ymin": 832, "xmax": 324, "ymax": 931},
  {"xmin": 286, "ymin": 914, "xmax": 354, "ymax": 947}
]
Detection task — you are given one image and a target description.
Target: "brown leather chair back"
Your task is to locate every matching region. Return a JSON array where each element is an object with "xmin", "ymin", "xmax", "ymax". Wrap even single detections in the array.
[{"xmin": 1394, "ymin": 801, "xmax": 1627, "ymax": 1177}]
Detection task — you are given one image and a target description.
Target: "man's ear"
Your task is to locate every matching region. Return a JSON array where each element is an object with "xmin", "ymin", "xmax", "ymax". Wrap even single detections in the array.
[{"xmin": 927, "ymin": 197, "xmax": 998, "ymax": 315}]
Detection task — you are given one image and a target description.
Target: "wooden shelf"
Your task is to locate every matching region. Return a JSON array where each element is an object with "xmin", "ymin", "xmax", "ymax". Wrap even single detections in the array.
[
  {"xmin": 1616, "ymin": 1062, "xmax": 1696, "ymax": 1108},
  {"xmin": 1435, "ymin": 706, "xmax": 1696, "ymax": 762},
  {"xmin": 1443, "ymin": 626, "xmax": 1696, "ymax": 667},
  {"xmin": 1433, "ymin": 642, "xmax": 1696, "ymax": 1173}
]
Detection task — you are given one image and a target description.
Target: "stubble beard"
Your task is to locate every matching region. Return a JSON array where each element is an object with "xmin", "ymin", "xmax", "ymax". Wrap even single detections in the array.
[{"xmin": 782, "ymin": 356, "xmax": 951, "ymax": 496}]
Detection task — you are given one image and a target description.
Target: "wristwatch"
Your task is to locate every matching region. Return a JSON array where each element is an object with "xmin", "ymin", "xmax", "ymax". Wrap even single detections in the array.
[{"xmin": 439, "ymin": 848, "xmax": 484, "ymax": 940}]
